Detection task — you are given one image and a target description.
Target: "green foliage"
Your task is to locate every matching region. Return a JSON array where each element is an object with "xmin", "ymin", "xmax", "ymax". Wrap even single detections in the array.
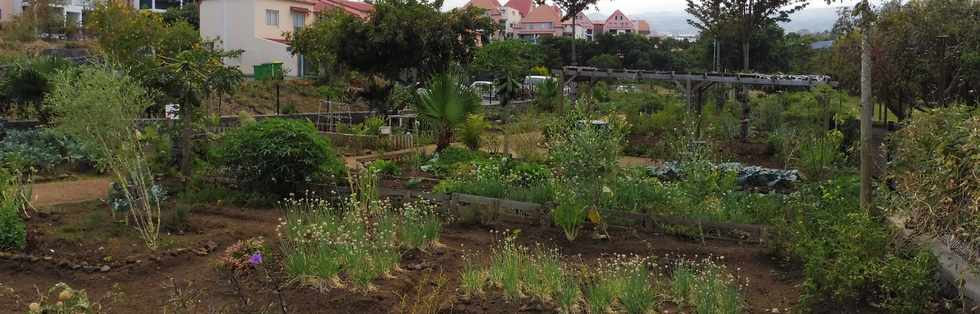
[
  {"xmin": 280, "ymin": 187, "xmax": 443, "ymax": 287},
  {"xmin": 211, "ymin": 118, "xmax": 345, "ymax": 195},
  {"xmin": 459, "ymin": 114, "xmax": 489, "ymax": 151},
  {"xmin": 0, "ymin": 129, "xmax": 97, "ymax": 173},
  {"xmin": 547, "ymin": 108, "xmax": 628, "ymax": 240},
  {"xmin": 587, "ymin": 53, "xmax": 623, "ymax": 69},
  {"xmin": 288, "ymin": 0, "xmax": 496, "ymax": 80},
  {"xmin": 421, "ymin": 147, "xmax": 486, "ymax": 177},
  {"xmin": 0, "ymin": 168, "xmax": 26, "ymax": 251},
  {"xmin": 416, "ymin": 72, "xmax": 482, "ymax": 151},
  {"xmin": 796, "ymin": 130, "xmax": 843, "ymax": 180},
  {"xmin": 469, "ymin": 39, "xmax": 544, "ymax": 79},
  {"xmin": 533, "ymin": 79, "xmax": 562, "ymax": 112},
  {"xmin": 0, "ymin": 56, "xmax": 72, "ymax": 120},
  {"xmin": 670, "ymin": 259, "xmax": 744, "ymax": 314},
  {"xmin": 26, "ymin": 282, "xmax": 102, "ymax": 314},
  {"xmin": 788, "ymin": 177, "xmax": 938, "ymax": 312},
  {"xmin": 434, "ymin": 157, "xmax": 554, "ymax": 204},
  {"xmin": 890, "ymin": 106, "xmax": 980, "ymax": 256},
  {"xmin": 367, "ymin": 159, "xmax": 401, "ymax": 177}
]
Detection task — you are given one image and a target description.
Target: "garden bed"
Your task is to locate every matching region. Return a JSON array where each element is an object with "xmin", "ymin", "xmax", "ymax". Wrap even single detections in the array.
[{"xmin": 0, "ymin": 199, "xmax": 805, "ymax": 313}]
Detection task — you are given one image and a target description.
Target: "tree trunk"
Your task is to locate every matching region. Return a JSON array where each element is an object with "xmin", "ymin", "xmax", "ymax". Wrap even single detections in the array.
[
  {"xmin": 436, "ymin": 126, "xmax": 452, "ymax": 152},
  {"xmin": 859, "ymin": 24, "xmax": 875, "ymax": 214},
  {"xmin": 739, "ymin": 39, "xmax": 751, "ymax": 141}
]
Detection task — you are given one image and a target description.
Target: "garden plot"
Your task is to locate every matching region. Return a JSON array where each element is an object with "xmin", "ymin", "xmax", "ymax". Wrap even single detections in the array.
[{"xmin": 0, "ymin": 196, "xmax": 803, "ymax": 313}]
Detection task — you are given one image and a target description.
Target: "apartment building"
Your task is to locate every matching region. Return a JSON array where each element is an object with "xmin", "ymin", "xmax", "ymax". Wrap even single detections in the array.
[{"xmin": 200, "ymin": 0, "xmax": 372, "ymax": 77}]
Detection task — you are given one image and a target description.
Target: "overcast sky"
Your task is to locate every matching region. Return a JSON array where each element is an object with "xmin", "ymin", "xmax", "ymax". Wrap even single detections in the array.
[{"xmin": 442, "ymin": 0, "xmax": 860, "ymax": 16}]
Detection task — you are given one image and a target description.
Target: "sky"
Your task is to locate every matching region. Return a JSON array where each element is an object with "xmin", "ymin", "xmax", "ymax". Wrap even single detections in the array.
[{"xmin": 441, "ymin": 0, "xmax": 860, "ymax": 16}]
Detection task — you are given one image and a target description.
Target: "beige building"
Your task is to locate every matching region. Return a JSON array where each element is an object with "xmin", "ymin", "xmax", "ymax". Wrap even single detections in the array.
[{"xmin": 200, "ymin": 0, "xmax": 317, "ymax": 77}]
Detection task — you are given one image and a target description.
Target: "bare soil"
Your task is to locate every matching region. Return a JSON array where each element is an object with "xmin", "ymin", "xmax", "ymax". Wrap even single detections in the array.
[{"xmin": 2, "ymin": 200, "xmax": 805, "ymax": 313}]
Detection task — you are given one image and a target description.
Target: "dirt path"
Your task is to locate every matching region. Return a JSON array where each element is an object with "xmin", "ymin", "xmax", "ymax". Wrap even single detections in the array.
[{"xmin": 30, "ymin": 177, "xmax": 112, "ymax": 207}]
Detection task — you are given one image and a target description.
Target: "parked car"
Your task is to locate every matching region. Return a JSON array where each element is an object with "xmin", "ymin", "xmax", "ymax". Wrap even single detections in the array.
[{"xmin": 470, "ymin": 81, "xmax": 495, "ymax": 100}]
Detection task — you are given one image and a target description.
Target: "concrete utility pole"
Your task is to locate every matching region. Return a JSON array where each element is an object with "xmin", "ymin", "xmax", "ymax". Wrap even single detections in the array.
[{"xmin": 859, "ymin": 0, "xmax": 874, "ymax": 213}]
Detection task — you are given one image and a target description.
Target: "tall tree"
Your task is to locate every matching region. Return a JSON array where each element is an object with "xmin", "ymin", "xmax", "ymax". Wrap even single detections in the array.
[
  {"xmin": 686, "ymin": 0, "xmax": 726, "ymax": 71},
  {"xmin": 289, "ymin": 0, "xmax": 496, "ymax": 82},
  {"xmin": 721, "ymin": 0, "xmax": 808, "ymax": 71},
  {"xmin": 536, "ymin": 0, "xmax": 600, "ymax": 66}
]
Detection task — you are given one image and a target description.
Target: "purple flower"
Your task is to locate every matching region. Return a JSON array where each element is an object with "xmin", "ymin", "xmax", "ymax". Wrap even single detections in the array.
[{"xmin": 248, "ymin": 252, "xmax": 263, "ymax": 267}]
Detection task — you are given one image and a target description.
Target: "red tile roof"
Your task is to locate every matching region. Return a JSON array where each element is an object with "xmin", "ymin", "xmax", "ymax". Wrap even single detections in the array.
[
  {"xmin": 637, "ymin": 20, "xmax": 650, "ymax": 33},
  {"xmin": 504, "ymin": 0, "xmax": 532, "ymax": 17},
  {"xmin": 466, "ymin": 0, "xmax": 502, "ymax": 11},
  {"xmin": 315, "ymin": 0, "xmax": 373, "ymax": 19},
  {"xmin": 522, "ymin": 4, "xmax": 561, "ymax": 24}
]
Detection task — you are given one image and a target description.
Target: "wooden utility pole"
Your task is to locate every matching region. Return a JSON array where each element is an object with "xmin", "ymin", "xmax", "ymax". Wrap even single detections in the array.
[{"xmin": 859, "ymin": 0, "xmax": 874, "ymax": 213}]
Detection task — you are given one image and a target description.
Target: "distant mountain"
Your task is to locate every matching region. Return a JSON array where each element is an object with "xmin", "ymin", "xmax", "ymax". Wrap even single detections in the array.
[{"xmin": 590, "ymin": 6, "xmax": 844, "ymax": 36}]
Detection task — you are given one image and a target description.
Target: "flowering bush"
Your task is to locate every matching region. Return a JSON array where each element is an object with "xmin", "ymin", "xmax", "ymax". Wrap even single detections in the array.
[
  {"xmin": 279, "ymin": 193, "xmax": 444, "ymax": 288},
  {"xmin": 669, "ymin": 257, "xmax": 745, "ymax": 314},
  {"xmin": 217, "ymin": 237, "xmax": 269, "ymax": 272}
]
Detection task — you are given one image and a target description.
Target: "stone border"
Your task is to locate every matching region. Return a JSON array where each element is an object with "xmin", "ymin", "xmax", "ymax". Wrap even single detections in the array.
[
  {"xmin": 889, "ymin": 216, "xmax": 979, "ymax": 309},
  {"xmin": 0, "ymin": 241, "xmax": 220, "ymax": 275}
]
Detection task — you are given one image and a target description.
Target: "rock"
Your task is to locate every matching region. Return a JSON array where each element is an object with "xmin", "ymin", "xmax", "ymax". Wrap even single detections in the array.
[
  {"xmin": 99, "ymin": 265, "xmax": 111, "ymax": 272},
  {"xmin": 192, "ymin": 248, "xmax": 209, "ymax": 256},
  {"xmin": 43, "ymin": 256, "xmax": 53, "ymax": 261},
  {"xmin": 70, "ymin": 264, "xmax": 81, "ymax": 270},
  {"xmin": 204, "ymin": 240, "xmax": 218, "ymax": 252}
]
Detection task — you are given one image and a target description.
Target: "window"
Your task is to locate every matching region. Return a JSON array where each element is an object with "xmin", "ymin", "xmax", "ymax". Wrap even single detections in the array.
[
  {"xmin": 266, "ymin": 10, "xmax": 279, "ymax": 26},
  {"xmin": 292, "ymin": 12, "xmax": 305, "ymax": 32}
]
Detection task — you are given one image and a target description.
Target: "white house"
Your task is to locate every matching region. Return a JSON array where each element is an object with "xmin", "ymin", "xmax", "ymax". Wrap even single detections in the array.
[{"xmin": 201, "ymin": 0, "xmax": 373, "ymax": 77}]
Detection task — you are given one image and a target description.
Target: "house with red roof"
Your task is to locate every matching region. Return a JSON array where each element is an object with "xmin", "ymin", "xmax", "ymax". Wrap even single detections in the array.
[
  {"xmin": 514, "ymin": 4, "xmax": 562, "ymax": 42},
  {"xmin": 465, "ymin": 0, "xmax": 522, "ymax": 39},
  {"xmin": 316, "ymin": 0, "xmax": 373, "ymax": 19},
  {"xmin": 200, "ymin": 0, "xmax": 373, "ymax": 77},
  {"xmin": 562, "ymin": 12, "xmax": 593, "ymax": 39},
  {"xmin": 504, "ymin": 0, "xmax": 532, "ymax": 17},
  {"xmin": 603, "ymin": 10, "xmax": 635, "ymax": 34}
]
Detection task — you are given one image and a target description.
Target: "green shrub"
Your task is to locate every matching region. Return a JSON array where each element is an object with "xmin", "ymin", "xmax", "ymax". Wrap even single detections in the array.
[
  {"xmin": 890, "ymin": 106, "xmax": 980, "ymax": 257},
  {"xmin": 212, "ymin": 118, "xmax": 345, "ymax": 195},
  {"xmin": 459, "ymin": 114, "xmax": 489, "ymax": 151},
  {"xmin": 790, "ymin": 177, "xmax": 938, "ymax": 312},
  {"xmin": 0, "ymin": 168, "xmax": 26, "ymax": 251},
  {"xmin": 367, "ymin": 159, "xmax": 401, "ymax": 177},
  {"xmin": 796, "ymin": 130, "xmax": 843, "ymax": 180},
  {"xmin": 876, "ymin": 251, "xmax": 938, "ymax": 313},
  {"xmin": 0, "ymin": 129, "xmax": 97, "ymax": 172},
  {"xmin": 421, "ymin": 147, "xmax": 485, "ymax": 177}
]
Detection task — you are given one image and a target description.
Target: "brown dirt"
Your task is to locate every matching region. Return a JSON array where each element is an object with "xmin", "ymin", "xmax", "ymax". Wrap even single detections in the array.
[
  {"xmin": 30, "ymin": 177, "xmax": 112, "ymax": 208},
  {"xmin": 0, "ymin": 198, "xmax": 810, "ymax": 313}
]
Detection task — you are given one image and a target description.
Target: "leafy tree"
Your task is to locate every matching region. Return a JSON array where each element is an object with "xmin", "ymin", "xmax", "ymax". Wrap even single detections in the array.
[
  {"xmin": 46, "ymin": 64, "xmax": 164, "ymax": 249},
  {"xmin": 162, "ymin": 1, "xmax": 200, "ymax": 29},
  {"xmin": 415, "ymin": 72, "xmax": 482, "ymax": 152},
  {"xmin": 686, "ymin": 0, "xmax": 726, "ymax": 70},
  {"xmin": 469, "ymin": 40, "xmax": 544, "ymax": 80},
  {"xmin": 290, "ymin": 0, "xmax": 496, "ymax": 81},
  {"xmin": 535, "ymin": 0, "xmax": 600, "ymax": 65},
  {"xmin": 720, "ymin": 0, "xmax": 808, "ymax": 71},
  {"xmin": 830, "ymin": 0, "xmax": 980, "ymax": 117},
  {"xmin": 87, "ymin": 2, "xmax": 242, "ymax": 179},
  {"xmin": 587, "ymin": 54, "xmax": 622, "ymax": 69}
]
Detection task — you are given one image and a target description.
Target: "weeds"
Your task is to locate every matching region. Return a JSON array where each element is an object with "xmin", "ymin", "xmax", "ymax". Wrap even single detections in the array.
[{"xmin": 670, "ymin": 258, "xmax": 744, "ymax": 314}]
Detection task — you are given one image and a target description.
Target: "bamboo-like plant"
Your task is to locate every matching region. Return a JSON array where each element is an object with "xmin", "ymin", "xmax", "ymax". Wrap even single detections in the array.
[{"xmin": 46, "ymin": 65, "xmax": 164, "ymax": 250}]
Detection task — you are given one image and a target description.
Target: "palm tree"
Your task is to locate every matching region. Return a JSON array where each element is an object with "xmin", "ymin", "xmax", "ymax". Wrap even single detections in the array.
[{"xmin": 416, "ymin": 72, "xmax": 481, "ymax": 152}]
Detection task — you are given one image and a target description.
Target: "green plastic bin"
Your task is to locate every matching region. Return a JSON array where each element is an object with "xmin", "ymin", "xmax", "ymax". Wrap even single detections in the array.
[{"xmin": 254, "ymin": 62, "xmax": 284, "ymax": 81}]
